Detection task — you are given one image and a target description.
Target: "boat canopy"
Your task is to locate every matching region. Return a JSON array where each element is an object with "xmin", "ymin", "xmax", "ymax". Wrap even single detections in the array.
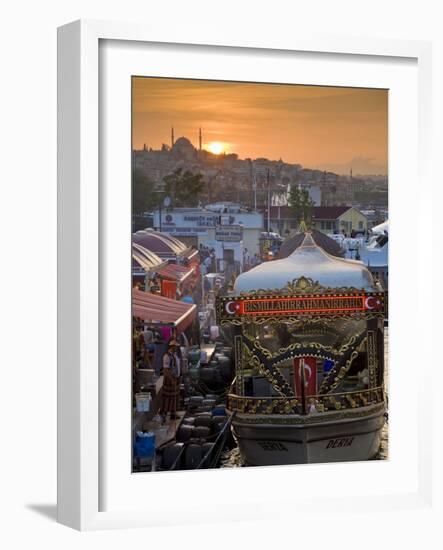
[
  {"xmin": 234, "ymin": 232, "xmax": 377, "ymax": 293},
  {"xmin": 132, "ymin": 289, "xmax": 197, "ymax": 333}
]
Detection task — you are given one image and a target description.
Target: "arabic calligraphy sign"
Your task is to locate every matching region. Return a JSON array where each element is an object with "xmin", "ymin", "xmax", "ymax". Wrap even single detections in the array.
[{"xmin": 216, "ymin": 291, "xmax": 386, "ymax": 323}]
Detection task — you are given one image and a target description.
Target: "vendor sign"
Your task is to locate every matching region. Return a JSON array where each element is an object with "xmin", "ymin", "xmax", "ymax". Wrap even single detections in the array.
[{"xmin": 215, "ymin": 225, "xmax": 243, "ymax": 242}]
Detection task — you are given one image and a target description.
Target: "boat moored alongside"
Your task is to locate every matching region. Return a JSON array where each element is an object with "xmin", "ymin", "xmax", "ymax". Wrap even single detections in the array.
[{"xmin": 216, "ymin": 231, "xmax": 387, "ymax": 466}]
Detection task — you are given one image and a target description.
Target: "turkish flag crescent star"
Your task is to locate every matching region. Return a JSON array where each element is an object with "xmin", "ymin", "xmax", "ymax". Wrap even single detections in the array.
[{"xmin": 293, "ymin": 357, "xmax": 317, "ymax": 397}]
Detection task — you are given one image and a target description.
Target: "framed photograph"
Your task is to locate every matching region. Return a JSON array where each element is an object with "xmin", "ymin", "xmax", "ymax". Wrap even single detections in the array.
[{"xmin": 58, "ymin": 20, "xmax": 433, "ymax": 531}]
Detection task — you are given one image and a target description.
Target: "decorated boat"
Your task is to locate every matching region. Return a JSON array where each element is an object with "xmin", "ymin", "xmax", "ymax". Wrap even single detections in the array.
[{"xmin": 216, "ymin": 232, "xmax": 387, "ymax": 466}]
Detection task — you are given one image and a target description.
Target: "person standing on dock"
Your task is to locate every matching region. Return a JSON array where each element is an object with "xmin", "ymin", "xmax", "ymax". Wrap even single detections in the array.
[{"xmin": 160, "ymin": 340, "xmax": 181, "ymax": 422}]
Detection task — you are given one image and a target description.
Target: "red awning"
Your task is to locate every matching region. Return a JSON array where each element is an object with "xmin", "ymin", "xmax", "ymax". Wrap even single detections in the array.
[
  {"xmin": 156, "ymin": 263, "xmax": 194, "ymax": 284},
  {"xmin": 132, "ymin": 289, "xmax": 197, "ymax": 333}
]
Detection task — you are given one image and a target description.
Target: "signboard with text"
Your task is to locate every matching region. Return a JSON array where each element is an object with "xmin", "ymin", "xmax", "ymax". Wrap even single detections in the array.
[
  {"xmin": 215, "ymin": 225, "xmax": 243, "ymax": 242},
  {"xmin": 216, "ymin": 291, "xmax": 386, "ymax": 323}
]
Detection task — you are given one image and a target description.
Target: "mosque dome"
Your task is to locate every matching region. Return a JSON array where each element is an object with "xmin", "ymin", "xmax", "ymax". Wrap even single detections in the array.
[
  {"xmin": 172, "ymin": 136, "xmax": 196, "ymax": 159},
  {"xmin": 173, "ymin": 137, "xmax": 194, "ymax": 149}
]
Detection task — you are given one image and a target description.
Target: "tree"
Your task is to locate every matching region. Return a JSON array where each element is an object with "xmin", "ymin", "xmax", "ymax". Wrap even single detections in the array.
[
  {"xmin": 288, "ymin": 185, "xmax": 314, "ymax": 227},
  {"xmin": 132, "ymin": 168, "xmax": 157, "ymax": 214},
  {"xmin": 163, "ymin": 168, "xmax": 205, "ymax": 207}
]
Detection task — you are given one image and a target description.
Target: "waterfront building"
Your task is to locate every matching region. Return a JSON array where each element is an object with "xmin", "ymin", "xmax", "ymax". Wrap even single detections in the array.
[
  {"xmin": 152, "ymin": 203, "xmax": 264, "ymax": 271},
  {"xmin": 268, "ymin": 205, "xmax": 368, "ymax": 237}
]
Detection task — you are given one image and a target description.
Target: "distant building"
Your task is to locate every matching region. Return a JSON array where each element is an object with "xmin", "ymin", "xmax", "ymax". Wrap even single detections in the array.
[
  {"xmin": 268, "ymin": 205, "xmax": 368, "ymax": 236},
  {"xmin": 271, "ymin": 184, "xmax": 322, "ymax": 208},
  {"xmin": 268, "ymin": 205, "xmax": 297, "ymax": 235},
  {"xmin": 298, "ymin": 183, "xmax": 322, "ymax": 206},
  {"xmin": 312, "ymin": 206, "xmax": 368, "ymax": 236},
  {"xmin": 152, "ymin": 203, "xmax": 264, "ymax": 268}
]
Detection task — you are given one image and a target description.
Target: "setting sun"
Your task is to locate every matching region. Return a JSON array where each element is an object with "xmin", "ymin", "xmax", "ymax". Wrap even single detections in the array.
[{"xmin": 207, "ymin": 141, "xmax": 225, "ymax": 155}]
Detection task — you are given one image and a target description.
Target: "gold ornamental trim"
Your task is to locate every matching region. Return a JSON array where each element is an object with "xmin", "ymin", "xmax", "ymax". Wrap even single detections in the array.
[
  {"xmin": 240, "ymin": 276, "xmax": 366, "ymax": 296},
  {"xmin": 230, "ymin": 400, "xmax": 386, "ymax": 424},
  {"xmin": 219, "ymin": 312, "xmax": 386, "ymax": 326}
]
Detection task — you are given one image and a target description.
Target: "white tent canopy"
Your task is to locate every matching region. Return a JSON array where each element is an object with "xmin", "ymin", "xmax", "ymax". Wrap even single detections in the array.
[{"xmin": 234, "ymin": 233, "xmax": 377, "ymax": 293}]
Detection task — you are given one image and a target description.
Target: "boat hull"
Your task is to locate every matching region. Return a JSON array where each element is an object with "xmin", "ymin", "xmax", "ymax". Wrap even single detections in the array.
[{"xmin": 232, "ymin": 404, "xmax": 386, "ymax": 466}]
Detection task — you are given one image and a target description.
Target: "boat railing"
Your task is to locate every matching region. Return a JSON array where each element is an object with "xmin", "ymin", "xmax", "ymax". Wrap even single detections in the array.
[{"xmin": 227, "ymin": 386, "xmax": 385, "ymax": 415}]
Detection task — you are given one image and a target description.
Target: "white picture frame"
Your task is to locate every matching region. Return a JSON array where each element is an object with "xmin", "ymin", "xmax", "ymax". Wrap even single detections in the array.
[{"xmin": 58, "ymin": 19, "xmax": 435, "ymax": 531}]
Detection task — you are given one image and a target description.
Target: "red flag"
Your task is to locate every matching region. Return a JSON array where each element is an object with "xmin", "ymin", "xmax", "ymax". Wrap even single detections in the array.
[{"xmin": 293, "ymin": 357, "xmax": 317, "ymax": 397}]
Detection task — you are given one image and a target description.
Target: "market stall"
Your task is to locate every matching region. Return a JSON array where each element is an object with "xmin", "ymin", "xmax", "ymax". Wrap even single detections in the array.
[
  {"xmin": 133, "ymin": 288, "xmax": 197, "ymax": 335},
  {"xmin": 155, "ymin": 263, "xmax": 195, "ymax": 299},
  {"xmin": 133, "ymin": 228, "xmax": 199, "ymax": 264},
  {"xmin": 132, "ymin": 242, "xmax": 167, "ymax": 290},
  {"xmin": 132, "ymin": 289, "xmax": 199, "ymax": 464}
]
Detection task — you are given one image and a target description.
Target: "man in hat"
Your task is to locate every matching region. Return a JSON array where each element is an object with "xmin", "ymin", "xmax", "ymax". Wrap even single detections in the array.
[{"xmin": 160, "ymin": 339, "xmax": 181, "ymax": 422}]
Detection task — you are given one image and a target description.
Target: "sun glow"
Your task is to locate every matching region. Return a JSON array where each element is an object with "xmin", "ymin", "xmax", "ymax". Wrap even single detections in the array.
[{"xmin": 207, "ymin": 141, "xmax": 225, "ymax": 155}]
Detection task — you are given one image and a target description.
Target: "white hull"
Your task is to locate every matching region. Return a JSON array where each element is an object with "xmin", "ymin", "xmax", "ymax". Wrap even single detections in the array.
[{"xmin": 232, "ymin": 404, "xmax": 386, "ymax": 466}]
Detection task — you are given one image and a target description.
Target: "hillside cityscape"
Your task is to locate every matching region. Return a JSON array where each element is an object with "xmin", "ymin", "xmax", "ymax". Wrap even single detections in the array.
[{"xmin": 133, "ymin": 129, "xmax": 388, "ymax": 232}]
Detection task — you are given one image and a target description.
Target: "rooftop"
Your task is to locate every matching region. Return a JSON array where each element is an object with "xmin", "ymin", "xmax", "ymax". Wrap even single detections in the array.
[
  {"xmin": 268, "ymin": 205, "xmax": 355, "ymax": 220},
  {"xmin": 278, "ymin": 229, "xmax": 344, "ymax": 259}
]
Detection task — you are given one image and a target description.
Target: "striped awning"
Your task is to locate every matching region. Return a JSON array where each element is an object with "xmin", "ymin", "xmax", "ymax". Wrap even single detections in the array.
[
  {"xmin": 132, "ymin": 242, "xmax": 166, "ymax": 272},
  {"xmin": 132, "ymin": 289, "xmax": 197, "ymax": 333},
  {"xmin": 156, "ymin": 263, "xmax": 194, "ymax": 284}
]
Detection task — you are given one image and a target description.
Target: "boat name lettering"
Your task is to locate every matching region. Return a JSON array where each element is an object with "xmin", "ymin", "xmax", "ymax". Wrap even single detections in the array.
[
  {"xmin": 258, "ymin": 441, "xmax": 288, "ymax": 451},
  {"xmin": 326, "ymin": 437, "xmax": 354, "ymax": 449}
]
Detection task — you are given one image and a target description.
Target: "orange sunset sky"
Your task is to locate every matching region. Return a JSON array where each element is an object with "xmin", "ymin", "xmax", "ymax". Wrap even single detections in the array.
[{"xmin": 132, "ymin": 77, "xmax": 388, "ymax": 176}]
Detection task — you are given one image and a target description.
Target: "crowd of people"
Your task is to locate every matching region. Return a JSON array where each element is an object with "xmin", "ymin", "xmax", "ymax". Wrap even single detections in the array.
[{"xmin": 198, "ymin": 244, "xmax": 216, "ymax": 275}]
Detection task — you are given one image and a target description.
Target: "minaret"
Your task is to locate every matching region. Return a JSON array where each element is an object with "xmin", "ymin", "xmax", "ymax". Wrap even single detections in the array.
[
  {"xmin": 171, "ymin": 126, "xmax": 175, "ymax": 148},
  {"xmin": 199, "ymin": 127, "xmax": 202, "ymax": 151},
  {"xmin": 349, "ymin": 167, "xmax": 353, "ymax": 196}
]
